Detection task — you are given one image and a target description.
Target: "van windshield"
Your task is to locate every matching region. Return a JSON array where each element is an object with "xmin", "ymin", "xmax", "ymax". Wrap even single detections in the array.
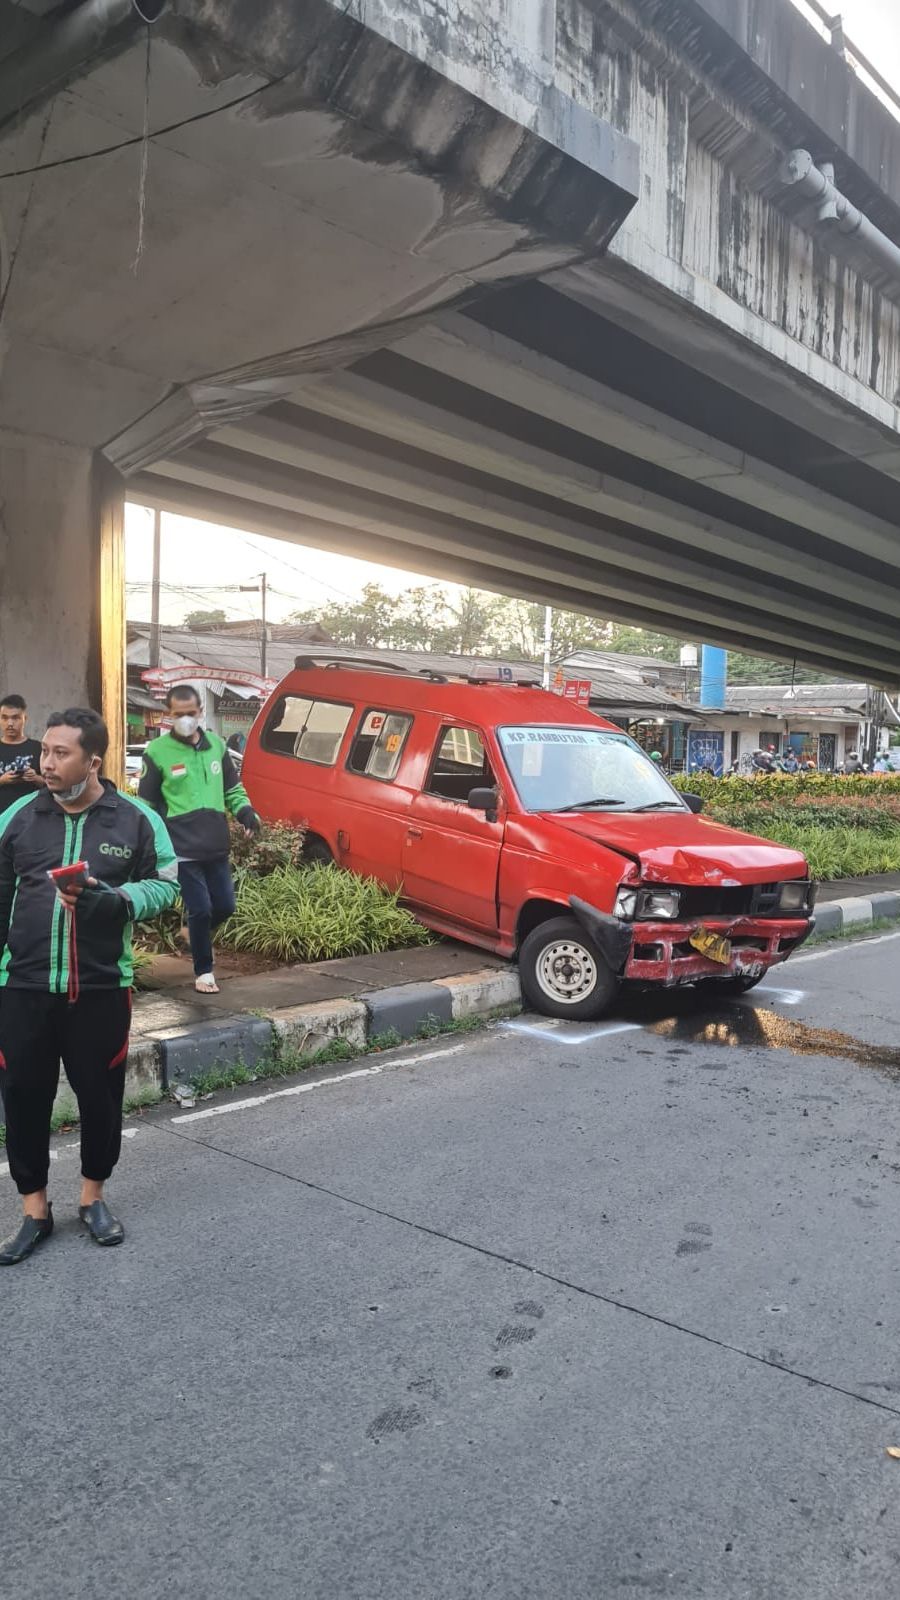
[{"xmin": 497, "ymin": 726, "xmax": 684, "ymax": 813}]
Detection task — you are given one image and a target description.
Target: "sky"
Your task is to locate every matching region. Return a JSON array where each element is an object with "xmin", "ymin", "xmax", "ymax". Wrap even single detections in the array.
[
  {"xmin": 795, "ymin": 0, "xmax": 900, "ymax": 91},
  {"xmin": 125, "ymin": 504, "xmax": 455, "ymax": 627},
  {"xmin": 126, "ymin": 1, "xmax": 900, "ymax": 630}
]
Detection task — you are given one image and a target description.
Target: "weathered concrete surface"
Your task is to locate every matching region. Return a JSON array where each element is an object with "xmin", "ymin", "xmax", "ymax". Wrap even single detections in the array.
[
  {"xmin": 3, "ymin": 0, "xmax": 900, "ymax": 688},
  {"xmin": 271, "ymin": 996, "xmax": 368, "ymax": 1057},
  {"xmin": 0, "ymin": 431, "xmax": 98, "ymax": 726}
]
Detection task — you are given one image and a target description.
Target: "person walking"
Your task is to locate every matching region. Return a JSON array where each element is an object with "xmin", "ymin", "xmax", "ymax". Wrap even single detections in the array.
[
  {"xmin": 138, "ymin": 684, "xmax": 259, "ymax": 994},
  {"xmin": 0, "ymin": 692, "xmax": 45, "ymax": 814},
  {"xmin": 0, "ymin": 707, "xmax": 180, "ymax": 1266}
]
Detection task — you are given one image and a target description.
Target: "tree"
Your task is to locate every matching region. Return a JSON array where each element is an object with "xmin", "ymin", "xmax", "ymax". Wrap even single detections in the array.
[
  {"xmin": 447, "ymin": 588, "xmax": 503, "ymax": 654},
  {"xmin": 290, "ymin": 584, "xmax": 396, "ymax": 648},
  {"xmin": 183, "ymin": 608, "xmax": 228, "ymax": 630}
]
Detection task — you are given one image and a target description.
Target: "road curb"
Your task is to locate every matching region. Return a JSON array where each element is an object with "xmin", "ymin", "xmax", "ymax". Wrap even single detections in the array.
[
  {"xmin": 125, "ymin": 964, "xmax": 524, "ymax": 1097},
  {"xmin": 811, "ymin": 891, "xmax": 900, "ymax": 940}
]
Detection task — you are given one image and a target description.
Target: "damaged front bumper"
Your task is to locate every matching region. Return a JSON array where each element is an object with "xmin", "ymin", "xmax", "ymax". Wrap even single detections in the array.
[{"xmin": 622, "ymin": 915, "xmax": 814, "ymax": 985}]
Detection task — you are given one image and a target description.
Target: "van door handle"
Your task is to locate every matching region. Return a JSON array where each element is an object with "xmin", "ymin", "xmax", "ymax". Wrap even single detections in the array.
[{"xmin": 407, "ymin": 827, "xmax": 423, "ymax": 840}]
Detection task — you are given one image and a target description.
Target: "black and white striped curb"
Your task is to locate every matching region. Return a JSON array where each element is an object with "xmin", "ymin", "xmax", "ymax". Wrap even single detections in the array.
[
  {"xmin": 811, "ymin": 890, "xmax": 900, "ymax": 938},
  {"xmin": 115, "ymin": 966, "xmax": 522, "ymax": 1104}
]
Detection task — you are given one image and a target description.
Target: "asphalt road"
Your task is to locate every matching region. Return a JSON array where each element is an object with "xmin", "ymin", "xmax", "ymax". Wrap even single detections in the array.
[{"xmin": 4, "ymin": 932, "xmax": 900, "ymax": 1599}]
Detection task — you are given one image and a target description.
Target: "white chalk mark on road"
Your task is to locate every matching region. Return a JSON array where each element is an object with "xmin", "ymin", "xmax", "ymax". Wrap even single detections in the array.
[
  {"xmin": 747, "ymin": 987, "xmax": 806, "ymax": 1006},
  {"xmin": 171, "ymin": 1044, "xmax": 468, "ymax": 1125},
  {"xmin": 501, "ymin": 1018, "xmax": 643, "ymax": 1045}
]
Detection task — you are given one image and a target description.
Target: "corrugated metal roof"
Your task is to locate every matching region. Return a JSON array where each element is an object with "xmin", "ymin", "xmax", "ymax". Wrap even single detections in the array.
[
  {"xmin": 724, "ymin": 683, "xmax": 897, "ymax": 719},
  {"xmin": 128, "ymin": 629, "xmax": 703, "ymax": 715}
]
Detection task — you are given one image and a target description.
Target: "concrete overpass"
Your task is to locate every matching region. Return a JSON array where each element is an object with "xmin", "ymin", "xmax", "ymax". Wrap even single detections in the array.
[{"xmin": 2, "ymin": 0, "xmax": 900, "ymax": 760}]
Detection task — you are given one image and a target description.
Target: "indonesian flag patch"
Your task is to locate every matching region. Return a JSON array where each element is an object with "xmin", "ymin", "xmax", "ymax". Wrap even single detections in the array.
[{"xmin": 171, "ymin": 763, "xmax": 187, "ymax": 778}]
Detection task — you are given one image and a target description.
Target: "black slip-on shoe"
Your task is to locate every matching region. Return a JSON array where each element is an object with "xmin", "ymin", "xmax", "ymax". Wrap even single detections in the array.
[
  {"xmin": 0, "ymin": 1205, "xmax": 54, "ymax": 1266},
  {"xmin": 78, "ymin": 1200, "xmax": 124, "ymax": 1247}
]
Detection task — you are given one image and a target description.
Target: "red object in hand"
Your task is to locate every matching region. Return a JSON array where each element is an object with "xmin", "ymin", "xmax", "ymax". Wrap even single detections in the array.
[
  {"xmin": 47, "ymin": 861, "xmax": 90, "ymax": 1003},
  {"xmin": 47, "ymin": 860, "xmax": 89, "ymax": 888}
]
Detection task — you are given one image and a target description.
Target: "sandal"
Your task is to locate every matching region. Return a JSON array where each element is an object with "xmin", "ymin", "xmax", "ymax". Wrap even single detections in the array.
[{"xmin": 194, "ymin": 973, "xmax": 219, "ymax": 994}]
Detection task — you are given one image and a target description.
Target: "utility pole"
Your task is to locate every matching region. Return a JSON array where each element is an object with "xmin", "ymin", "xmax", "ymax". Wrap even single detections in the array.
[
  {"xmin": 149, "ymin": 508, "xmax": 162, "ymax": 669},
  {"xmin": 240, "ymin": 572, "xmax": 268, "ymax": 677},
  {"xmin": 541, "ymin": 604, "xmax": 552, "ymax": 689}
]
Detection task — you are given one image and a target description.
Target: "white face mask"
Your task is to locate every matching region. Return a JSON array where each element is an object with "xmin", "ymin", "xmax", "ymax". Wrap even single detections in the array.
[
  {"xmin": 54, "ymin": 762, "xmax": 98, "ymax": 805},
  {"xmin": 173, "ymin": 714, "xmax": 200, "ymax": 738}
]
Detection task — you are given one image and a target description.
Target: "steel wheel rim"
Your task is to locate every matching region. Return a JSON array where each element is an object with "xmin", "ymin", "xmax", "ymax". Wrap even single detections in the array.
[{"xmin": 535, "ymin": 938, "xmax": 597, "ymax": 1005}]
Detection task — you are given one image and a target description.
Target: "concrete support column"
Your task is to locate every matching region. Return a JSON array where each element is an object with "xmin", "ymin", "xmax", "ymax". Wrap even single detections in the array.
[{"xmin": 0, "ymin": 430, "xmax": 126, "ymax": 783}]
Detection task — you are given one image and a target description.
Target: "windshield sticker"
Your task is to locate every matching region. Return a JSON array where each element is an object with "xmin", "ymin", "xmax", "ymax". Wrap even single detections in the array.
[
  {"xmin": 521, "ymin": 743, "xmax": 544, "ymax": 776},
  {"xmin": 504, "ymin": 729, "xmax": 595, "ymax": 745}
]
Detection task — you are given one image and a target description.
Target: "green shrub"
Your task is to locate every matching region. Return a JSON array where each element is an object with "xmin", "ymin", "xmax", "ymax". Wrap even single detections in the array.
[
  {"xmin": 229, "ymin": 818, "xmax": 307, "ymax": 877},
  {"xmin": 708, "ymin": 802, "xmax": 900, "ymax": 836},
  {"xmin": 218, "ymin": 862, "xmax": 432, "ymax": 963},
  {"xmin": 673, "ymin": 772, "xmax": 900, "ymax": 802},
  {"xmin": 759, "ymin": 826, "xmax": 900, "ymax": 880}
]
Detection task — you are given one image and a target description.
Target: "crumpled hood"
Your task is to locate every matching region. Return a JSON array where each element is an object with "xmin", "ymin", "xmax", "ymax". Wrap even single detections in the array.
[{"xmin": 546, "ymin": 811, "xmax": 808, "ymax": 886}]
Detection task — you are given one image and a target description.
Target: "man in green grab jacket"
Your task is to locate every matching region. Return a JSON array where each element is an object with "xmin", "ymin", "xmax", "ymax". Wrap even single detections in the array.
[
  {"xmin": 0, "ymin": 707, "xmax": 180, "ymax": 1264},
  {"xmin": 139, "ymin": 683, "xmax": 259, "ymax": 994}
]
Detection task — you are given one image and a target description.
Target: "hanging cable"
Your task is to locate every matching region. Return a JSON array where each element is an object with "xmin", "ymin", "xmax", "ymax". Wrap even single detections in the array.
[{"xmin": 131, "ymin": 23, "xmax": 152, "ymax": 273}]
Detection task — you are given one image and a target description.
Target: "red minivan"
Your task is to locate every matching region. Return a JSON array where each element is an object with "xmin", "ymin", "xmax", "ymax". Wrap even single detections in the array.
[{"xmin": 243, "ymin": 662, "xmax": 815, "ymax": 1019}]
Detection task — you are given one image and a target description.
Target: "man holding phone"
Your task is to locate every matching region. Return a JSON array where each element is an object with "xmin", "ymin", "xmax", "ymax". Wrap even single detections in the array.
[
  {"xmin": 0, "ymin": 692, "xmax": 44, "ymax": 814},
  {"xmin": 0, "ymin": 707, "xmax": 179, "ymax": 1265}
]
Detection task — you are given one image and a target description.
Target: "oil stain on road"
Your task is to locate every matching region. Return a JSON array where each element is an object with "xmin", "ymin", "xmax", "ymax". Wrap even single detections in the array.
[{"xmin": 644, "ymin": 1001, "xmax": 900, "ymax": 1081}]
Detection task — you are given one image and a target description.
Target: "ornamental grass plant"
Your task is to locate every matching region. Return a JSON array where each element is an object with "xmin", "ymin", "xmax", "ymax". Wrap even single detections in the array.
[{"xmin": 218, "ymin": 862, "xmax": 433, "ymax": 964}]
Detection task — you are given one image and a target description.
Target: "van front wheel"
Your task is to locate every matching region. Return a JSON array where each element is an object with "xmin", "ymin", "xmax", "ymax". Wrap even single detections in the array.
[
  {"xmin": 303, "ymin": 835, "xmax": 334, "ymax": 866},
  {"xmin": 519, "ymin": 916, "xmax": 619, "ymax": 1021}
]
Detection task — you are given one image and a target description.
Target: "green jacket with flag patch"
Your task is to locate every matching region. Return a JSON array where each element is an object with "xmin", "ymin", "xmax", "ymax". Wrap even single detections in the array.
[
  {"xmin": 0, "ymin": 781, "xmax": 179, "ymax": 991},
  {"xmin": 138, "ymin": 729, "xmax": 256, "ymax": 861}
]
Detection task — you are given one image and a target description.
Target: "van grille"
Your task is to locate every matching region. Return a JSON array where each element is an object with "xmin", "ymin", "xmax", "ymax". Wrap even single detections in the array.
[{"xmin": 675, "ymin": 883, "xmax": 788, "ymax": 919}]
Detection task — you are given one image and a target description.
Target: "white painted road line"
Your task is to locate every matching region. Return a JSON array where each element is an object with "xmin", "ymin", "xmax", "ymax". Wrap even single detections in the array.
[{"xmin": 171, "ymin": 1044, "xmax": 468, "ymax": 1125}]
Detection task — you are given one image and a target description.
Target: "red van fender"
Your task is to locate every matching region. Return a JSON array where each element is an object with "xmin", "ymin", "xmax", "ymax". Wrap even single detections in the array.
[{"xmin": 569, "ymin": 896, "xmax": 633, "ymax": 975}]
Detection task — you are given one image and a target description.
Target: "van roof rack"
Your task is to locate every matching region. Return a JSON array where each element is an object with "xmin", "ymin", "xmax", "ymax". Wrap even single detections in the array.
[{"xmin": 292, "ymin": 653, "xmax": 540, "ymax": 687}]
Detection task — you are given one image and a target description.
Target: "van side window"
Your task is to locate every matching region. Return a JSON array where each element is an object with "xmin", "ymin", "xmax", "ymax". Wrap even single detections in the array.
[
  {"xmin": 261, "ymin": 695, "xmax": 352, "ymax": 765},
  {"xmin": 426, "ymin": 725, "xmax": 495, "ymax": 801},
  {"xmin": 347, "ymin": 710, "xmax": 413, "ymax": 782}
]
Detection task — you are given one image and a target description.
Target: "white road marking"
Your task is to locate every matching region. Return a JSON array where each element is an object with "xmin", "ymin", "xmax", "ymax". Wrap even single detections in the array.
[
  {"xmin": 791, "ymin": 930, "xmax": 900, "ymax": 964},
  {"xmin": 171, "ymin": 1044, "xmax": 468, "ymax": 1125}
]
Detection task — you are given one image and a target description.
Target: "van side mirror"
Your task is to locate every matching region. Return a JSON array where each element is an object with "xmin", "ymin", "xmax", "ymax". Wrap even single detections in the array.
[
  {"xmin": 468, "ymin": 786, "xmax": 499, "ymax": 822},
  {"xmin": 683, "ymin": 792, "xmax": 704, "ymax": 814}
]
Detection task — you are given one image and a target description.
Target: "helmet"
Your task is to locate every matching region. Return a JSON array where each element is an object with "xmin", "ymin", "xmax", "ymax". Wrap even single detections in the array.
[{"xmin": 650, "ymin": 750, "xmax": 663, "ymax": 762}]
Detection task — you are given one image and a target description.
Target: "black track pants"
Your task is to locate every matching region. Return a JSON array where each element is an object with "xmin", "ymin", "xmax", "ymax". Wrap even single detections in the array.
[{"xmin": 0, "ymin": 990, "xmax": 131, "ymax": 1195}]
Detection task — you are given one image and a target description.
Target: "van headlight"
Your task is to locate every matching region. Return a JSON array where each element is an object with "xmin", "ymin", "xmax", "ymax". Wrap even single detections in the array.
[
  {"xmin": 614, "ymin": 886, "xmax": 681, "ymax": 921},
  {"xmin": 638, "ymin": 888, "xmax": 681, "ymax": 920},
  {"xmin": 614, "ymin": 887, "xmax": 638, "ymax": 920},
  {"xmin": 778, "ymin": 880, "xmax": 813, "ymax": 913}
]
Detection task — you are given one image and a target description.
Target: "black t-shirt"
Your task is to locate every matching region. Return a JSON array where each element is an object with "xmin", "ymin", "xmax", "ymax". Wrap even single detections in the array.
[{"xmin": 0, "ymin": 740, "xmax": 43, "ymax": 815}]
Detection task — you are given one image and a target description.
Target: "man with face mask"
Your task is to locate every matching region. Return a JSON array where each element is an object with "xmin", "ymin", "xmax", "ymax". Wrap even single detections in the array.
[
  {"xmin": 138, "ymin": 684, "xmax": 259, "ymax": 993},
  {"xmin": 0, "ymin": 707, "xmax": 180, "ymax": 1265}
]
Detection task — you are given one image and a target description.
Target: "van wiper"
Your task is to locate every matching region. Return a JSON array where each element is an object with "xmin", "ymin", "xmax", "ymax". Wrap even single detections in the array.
[
  {"xmin": 554, "ymin": 797, "xmax": 625, "ymax": 813},
  {"xmin": 631, "ymin": 800, "xmax": 685, "ymax": 811}
]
